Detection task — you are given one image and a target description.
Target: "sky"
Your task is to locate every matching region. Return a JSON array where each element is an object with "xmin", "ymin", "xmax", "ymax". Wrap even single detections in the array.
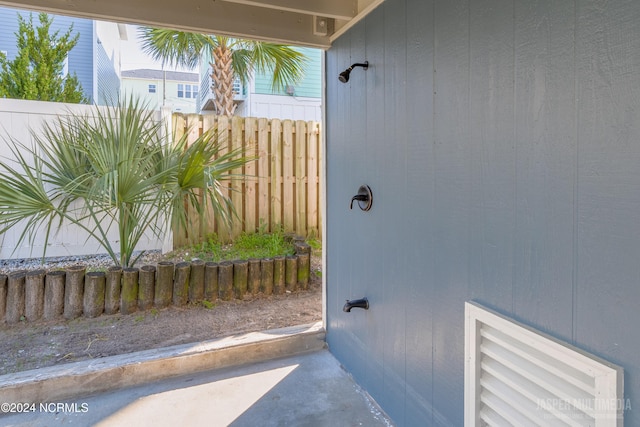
[
  {"xmin": 119, "ymin": 25, "xmax": 159, "ymax": 71},
  {"xmin": 119, "ymin": 24, "xmax": 195, "ymax": 73}
]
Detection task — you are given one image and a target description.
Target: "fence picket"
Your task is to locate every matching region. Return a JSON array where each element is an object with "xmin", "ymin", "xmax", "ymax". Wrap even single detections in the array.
[
  {"xmin": 172, "ymin": 114, "xmax": 187, "ymax": 247},
  {"xmin": 282, "ymin": 120, "xmax": 294, "ymax": 232},
  {"xmin": 257, "ymin": 118, "xmax": 270, "ymax": 229},
  {"xmin": 216, "ymin": 116, "xmax": 231, "ymax": 243},
  {"xmin": 231, "ymin": 116, "xmax": 244, "ymax": 238},
  {"xmin": 307, "ymin": 121, "xmax": 319, "ymax": 236},
  {"xmin": 295, "ymin": 120, "xmax": 307, "ymax": 236},
  {"xmin": 203, "ymin": 114, "xmax": 218, "ymax": 240},
  {"xmin": 244, "ymin": 118, "xmax": 257, "ymax": 233},
  {"xmin": 173, "ymin": 115, "xmax": 322, "ymax": 245},
  {"xmin": 271, "ymin": 119, "xmax": 283, "ymax": 228},
  {"xmin": 186, "ymin": 114, "xmax": 203, "ymax": 242}
]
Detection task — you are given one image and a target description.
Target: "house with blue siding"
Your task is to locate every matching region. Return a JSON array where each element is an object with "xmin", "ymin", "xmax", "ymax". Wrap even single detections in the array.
[{"xmin": 0, "ymin": 6, "xmax": 123, "ymax": 105}]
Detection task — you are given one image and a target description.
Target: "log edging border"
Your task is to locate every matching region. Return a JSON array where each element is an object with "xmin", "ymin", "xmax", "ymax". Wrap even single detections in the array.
[{"xmin": 0, "ymin": 242, "xmax": 313, "ymax": 325}]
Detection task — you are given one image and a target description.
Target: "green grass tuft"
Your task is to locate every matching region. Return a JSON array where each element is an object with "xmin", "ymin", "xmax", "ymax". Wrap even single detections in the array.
[
  {"xmin": 183, "ymin": 228, "xmax": 297, "ymax": 262},
  {"xmin": 201, "ymin": 300, "xmax": 216, "ymax": 309}
]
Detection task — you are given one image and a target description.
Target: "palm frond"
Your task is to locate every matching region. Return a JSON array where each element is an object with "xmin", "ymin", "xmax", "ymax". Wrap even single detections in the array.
[
  {"xmin": 236, "ymin": 41, "xmax": 308, "ymax": 93},
  {"xmin": 0, "ymin": 94, "xmax": 252, "ymax": 266},
  {"xmin": 138, "ymin": 27, "xmax": 211, "ymax": 69}
]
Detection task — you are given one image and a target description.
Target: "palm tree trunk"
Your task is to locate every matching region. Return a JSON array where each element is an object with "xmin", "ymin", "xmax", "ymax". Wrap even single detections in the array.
[{"xmin": 211, "ymin": 46, "xmax": 237, "ymax": 116}]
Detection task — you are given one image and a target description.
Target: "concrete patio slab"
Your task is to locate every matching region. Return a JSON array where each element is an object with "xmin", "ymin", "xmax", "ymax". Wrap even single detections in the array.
[
  {"xmin": 0, "ymin": 322, "xmax": 325, "ymax": 405},
  {"xmin": 1, "ymin": 350, "xmax": 393, "ymax": 426},
  {"xmin": 0, "ymin": 322, "xmax": 393, "ymax": 426}
]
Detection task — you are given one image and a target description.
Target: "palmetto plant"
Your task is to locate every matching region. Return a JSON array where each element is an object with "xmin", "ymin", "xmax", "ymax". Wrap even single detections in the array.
[
  {"xmin": 139, "ymin": 29, "xmax": 307, "ymax": 116},
  {"xmin": 0, "ymin": 97, "xmax": 249, "ymax": 267}
]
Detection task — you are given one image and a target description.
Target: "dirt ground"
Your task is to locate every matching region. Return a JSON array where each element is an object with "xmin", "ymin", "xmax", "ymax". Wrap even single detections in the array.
[{"xmin": 0, "ymin": 255, "xmax": 322, "ymax": 375}]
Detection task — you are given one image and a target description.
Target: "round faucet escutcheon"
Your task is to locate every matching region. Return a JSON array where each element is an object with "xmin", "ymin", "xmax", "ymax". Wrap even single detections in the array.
[{"xmin": 350, "ymin": 185, "xmax": 372, "ymax": 211}]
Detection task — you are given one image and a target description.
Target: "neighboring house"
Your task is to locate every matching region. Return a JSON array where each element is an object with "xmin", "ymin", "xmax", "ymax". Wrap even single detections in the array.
[
  {"xmin": 0, "ymin": 6, "xmax": 124, "ymax": 105},
  {"xmin": 198, "ymin": 46, "xmax": 322, "ymax": 121},
  {"xmin": 121, "ymin": 68, "xmax": 199, "ymax": 113}
]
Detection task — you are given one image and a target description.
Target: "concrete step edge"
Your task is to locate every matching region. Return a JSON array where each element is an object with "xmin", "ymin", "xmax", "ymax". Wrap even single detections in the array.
[{"xmin": 0, "ymin": 321, "xmax": 325, "ymax": 405}]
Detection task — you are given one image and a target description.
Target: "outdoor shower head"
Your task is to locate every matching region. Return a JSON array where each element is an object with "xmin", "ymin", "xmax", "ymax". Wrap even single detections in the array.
[{"xmin": 338, "ymin": 61, "xmax": 369, "ymax": 83}]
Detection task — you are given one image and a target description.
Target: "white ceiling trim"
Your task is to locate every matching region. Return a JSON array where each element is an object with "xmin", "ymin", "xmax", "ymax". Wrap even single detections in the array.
[
  {"xmin": 219, "ymin": 0, "xmax": 357, "ymax": 21},
  {"xmin": 0, "ymin": 0, "xmax": 385, "ymax": 48},
  {"xmin": 330, "ymin": 0, "xmax": 385, "ymax": 44}
]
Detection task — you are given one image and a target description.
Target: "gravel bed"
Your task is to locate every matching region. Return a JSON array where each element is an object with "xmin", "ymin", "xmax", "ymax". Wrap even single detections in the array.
[{"xmin": 0, "ymin": 250, "xmax": 167, "ymax": 275}]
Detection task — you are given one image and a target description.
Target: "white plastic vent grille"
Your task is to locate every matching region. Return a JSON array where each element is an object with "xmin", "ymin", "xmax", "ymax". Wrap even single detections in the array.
[{"xmin": 465, "ymin": 302, "xmax": 623, "ymax": 427}]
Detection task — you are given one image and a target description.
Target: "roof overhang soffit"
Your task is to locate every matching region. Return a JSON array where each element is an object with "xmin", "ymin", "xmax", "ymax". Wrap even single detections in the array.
[{"xmin": 0, "ymin": 0, "xmax": 384, "ymax": 48}]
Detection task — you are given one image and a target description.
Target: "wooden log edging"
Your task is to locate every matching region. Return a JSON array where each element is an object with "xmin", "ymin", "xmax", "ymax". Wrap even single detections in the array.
[
  {"xmin": 173, "ymin": 262, "xmax": 190, "ymax": 306},
  {"xmin": 218, "ymin": 261, "xmax": 233, "ymax": 301},
  {"xmin": 204, "ymin": 262, "xmax": 218, "ymax": 301},
  {"xmin": 25, "ymin": 269, "xmax": 46, "ymax": 322},
  {"xmin": 6, "ymin": 271, "xmax": 26, "ymax": 324},
  {"xmin": 155, "ymin": 262, "xmax": 174, "ymax": 308},
  {"xmin": 64, "ymin": 265, "xmax": 85, "ymax": 320},
  {"xmin": 189, "ymin": 260, "xmax": 205, "ymax": 303},
  {"xmin": 0, "ymin": 241, "xmax": 313, "ymax": 325},
  {"xmin": 84, "ymin": 272, "xmax": 105, "ymax": 318},
  {"xmin": 121, "ymin": 268, "xmax": 139, "ymax": 315},
  {"xmin": 0, "ymin": 274, "xmax": 7, "ymax": 322},
  {"xmin": 273, "ymin": 256, "xmax": 285, "ymax": 295},
  {"xmin": 138, "ymin": 265, "xmax": 155, "ymax": 310},
  {"xmin": 105, "ymin": 267, "xmax": 122, "ymax": 315},
  {"xmin": 44, "ymin": 271, "xmax": 65, "ymax": 320}
]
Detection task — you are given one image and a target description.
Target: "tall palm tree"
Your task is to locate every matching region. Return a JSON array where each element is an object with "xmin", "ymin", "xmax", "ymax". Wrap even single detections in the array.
[{"xmin": 139, "ymin": 29, "xmax": 307, "ymax": 116}]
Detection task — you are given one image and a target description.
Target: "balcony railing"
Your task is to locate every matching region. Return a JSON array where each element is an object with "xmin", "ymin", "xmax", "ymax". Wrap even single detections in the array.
[{"xmin": 198, "ymin": 73, "xmax": 246, "ymax": 112}]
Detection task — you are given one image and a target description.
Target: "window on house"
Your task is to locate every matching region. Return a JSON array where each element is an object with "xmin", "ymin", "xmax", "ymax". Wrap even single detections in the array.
[
  {"xmin": 233, "ymin": 79, "xmax": 242, "ymax": 95},
  {"xmin": 148, "ymin": 84, "xmax": 156, "ymax": 93},
  {"xmin": 178, "ymin": 84, "xmax": 197, "ymax": 99}
]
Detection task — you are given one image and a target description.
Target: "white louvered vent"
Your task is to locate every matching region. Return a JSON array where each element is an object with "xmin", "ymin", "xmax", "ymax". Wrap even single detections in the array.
[{"xmin": 465, "ymin": 302, "xmax": 623, "ymax": 427}]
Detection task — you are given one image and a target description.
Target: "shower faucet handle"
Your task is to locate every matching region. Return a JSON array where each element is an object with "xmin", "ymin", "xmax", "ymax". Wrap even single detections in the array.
[{"xmin": 350, "ymin": 185, "xmax": 373, "ymax": 211}]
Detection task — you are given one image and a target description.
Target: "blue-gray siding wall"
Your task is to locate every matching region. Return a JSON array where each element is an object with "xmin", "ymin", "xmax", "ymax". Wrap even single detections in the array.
[
  {"xmin": 0, "ymin": 7, "xmax": 94, "ymax": 102},
  {"xmin": 325, "ymin": 0, "xmax": 640, "ymax": 425}
]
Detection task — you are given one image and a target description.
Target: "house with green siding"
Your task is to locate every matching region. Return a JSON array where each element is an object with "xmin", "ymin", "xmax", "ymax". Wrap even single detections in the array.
[{"xmin": 198, "ymin": 46, "xmax": 322, "ymax": 120}]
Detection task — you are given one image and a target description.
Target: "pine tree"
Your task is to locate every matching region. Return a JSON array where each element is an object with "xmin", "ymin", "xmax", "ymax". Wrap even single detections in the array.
[{"xmin": 0, "ymin": 13, "xmax": 87, "ymax": 103}]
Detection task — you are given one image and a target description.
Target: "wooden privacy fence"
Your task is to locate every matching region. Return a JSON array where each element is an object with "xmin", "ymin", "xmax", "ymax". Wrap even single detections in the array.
[
  {"xmin": 173, "ymin": 114, "xmax": 322, "ymax": 246},
  {"xmin": 0, "ymin": 243, "xmax": 312, "ymax": 325}
]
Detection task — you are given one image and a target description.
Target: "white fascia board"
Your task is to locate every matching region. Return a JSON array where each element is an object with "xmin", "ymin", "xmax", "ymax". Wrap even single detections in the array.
[
  {"xmin": 219, "ymin": 0, "xmax": 357, "ymax": 21},
  {"xmin": 0, "ymin": 0, "xmax": 333, "ymax": 48}
]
